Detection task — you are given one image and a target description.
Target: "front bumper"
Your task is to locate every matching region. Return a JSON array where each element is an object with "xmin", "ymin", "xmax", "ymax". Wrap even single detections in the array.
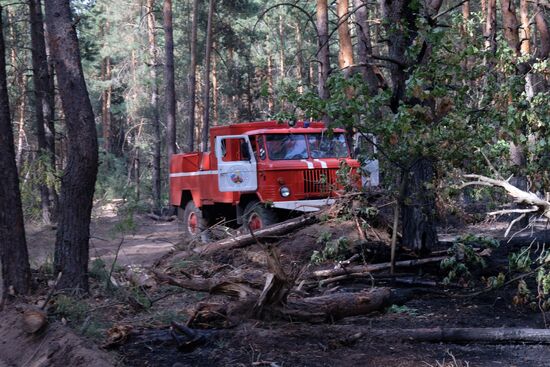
[{"xmin": 271, "ymin": 198, "xmax": 335, "ymax": 212}]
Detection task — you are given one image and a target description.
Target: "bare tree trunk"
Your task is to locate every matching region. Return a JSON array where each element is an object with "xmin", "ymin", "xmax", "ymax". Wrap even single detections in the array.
[
  {"xmin": 353, "ymin": 0, "xmax": 380, "ymax": 95},
  {"xmin": 212, "ymin": 45, "xmax": 218, "ymax": 125},
  {"xmin": 30, "ymin": 0, "xmax": 57, "ymax": 224},
  {"xmin": 535, "ymin": 5, "xmax": 550, "ymax": 59},
  {"xmin": 187, "ymin": 0, "xmax": 198, "ymax": 152},
  {"xmin": 0, "ymin": 5, "xmax": 31, "ymax": 296},
  {"xmin": 164, "ymin": 0, "xmax": 176, "ymax": 159},
  {"xmin": 164, "ymin": 0, "xmax": 176, "ymax": 209},
  {"xmin": 146, "ymin": 0, "xmax": 162, "ymax": 212},
  {"xmin": 278, "ymin": 15, "xmax": 285, "ymax": 77},
  {"xmin": 201, "ymin": 0, "xmax": 215, "ymax": 150},
  {"xmin": 402, "ymin": 158, "xmax": 438, "ymax": 253},
  {"xmin": 485, "ymin": 0, "xmax": 497, "ymax": 54},
  {"xmin": 501, "ymin": 0, "xmax": 520, "ymax": 54},
  {"xmin": 316, "ymin": 0, "xmax": 330, "ymax": 101},
  {"xmin": 267, "ymin": 53, "xmax": 274, "ymax": 115},
  {"xmin": 101, "ymin": 55, "xmax": 112, "ymax": 153},
  {"xmin": 294, "ymin": 21, "xmax": 304, "ymax": 94},
  {"xmin": 519, "ymin": 0, "xmax": 530, "ymax": 56},
  {"xmin": 45, "ymin": 0, "xmax": 98, "ymax": 292},
  {"xmin": 337, "ymin": 0, "xmax": 354, "ymax": 70}
]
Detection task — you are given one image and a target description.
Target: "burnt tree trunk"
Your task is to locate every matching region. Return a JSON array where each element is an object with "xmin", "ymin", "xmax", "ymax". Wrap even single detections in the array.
[
  {"xmin": 401, "ymin": 158, "xmax": 437, "ymax": 253},
  {"xmin": 353, "ymin": 0, "xmax": 381, "ymax": 96},
  {"xmin": 45, "ymin": 0, "xmax": 98, "ymax": 292},
  {"xmin": 201, "ymin": 0, "xmax": 215, "ymax": 150},
  {"xmin": 0, "ymin": 5, "xmax": 32, "ymax": 296}
]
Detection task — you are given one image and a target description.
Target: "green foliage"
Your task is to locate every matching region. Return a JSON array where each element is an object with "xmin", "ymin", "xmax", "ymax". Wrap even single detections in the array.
[
  {"xmin": 441, "ymin": 235, "xmax": 497, "ymax": 285},
  {"xmin": 485, "ymin": 272, "xmax": 506, "ymax": 289},
  {"xmin": 509, "ymin": 247, "xmax": 532, "ymax": 273},
  {"xmin": 387, "ymin": 304, "xmax": 418, "ymax": 316},
  {"xmin": 54, "ymin": 295, "xmax": 89, "ymax": 323},
  {"xmin": 311, "ymin": 233, "xmax": 350, "ymax": 264}
]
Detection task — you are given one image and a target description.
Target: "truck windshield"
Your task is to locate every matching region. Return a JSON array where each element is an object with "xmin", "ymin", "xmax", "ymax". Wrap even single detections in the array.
[
  {"xmin": 307, "ymin": 133, "xmax": 349, "ymax": 158},
  {"xmin": 266, "ymin": 134, "xmax": 308, "ymax": 160}
]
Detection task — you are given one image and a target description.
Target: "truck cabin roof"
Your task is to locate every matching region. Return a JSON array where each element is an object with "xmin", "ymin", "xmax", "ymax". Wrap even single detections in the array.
[{"xmin": 209, "ymin": 121, "xmax": 346, "ymax": 138}]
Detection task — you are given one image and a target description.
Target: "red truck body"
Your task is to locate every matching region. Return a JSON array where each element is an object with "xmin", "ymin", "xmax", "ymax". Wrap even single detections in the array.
[{"xmin": 169, "ymin": 120, "xmax": 361, "ymax": 236}]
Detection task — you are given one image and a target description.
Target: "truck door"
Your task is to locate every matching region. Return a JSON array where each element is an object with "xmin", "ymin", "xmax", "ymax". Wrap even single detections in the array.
[{"xmin": 215, "ymin": 135, "xmax": 258, "ymax": 192}]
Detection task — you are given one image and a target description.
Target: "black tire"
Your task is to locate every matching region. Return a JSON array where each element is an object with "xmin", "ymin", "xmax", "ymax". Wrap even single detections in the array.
[
  {"xmin": 243, "ymin": 200, "xmax": 278, "ymax": 232},
  {"xmin": 179, "ymin": 201, "xmax": 209, "ymax": 241}
]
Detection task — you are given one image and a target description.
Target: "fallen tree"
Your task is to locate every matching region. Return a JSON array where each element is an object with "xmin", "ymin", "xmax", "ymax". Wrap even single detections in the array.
[
  {"xmin": 313, "ymin": 256, "xmax": 448, "ymax": 278},
  {"xmin": 368, "ymin": 327, "xmax": 550, "ymax": 344},
  {"xmin": 462, "ymin": 174, "xmax": 550, "ymax": 236}
]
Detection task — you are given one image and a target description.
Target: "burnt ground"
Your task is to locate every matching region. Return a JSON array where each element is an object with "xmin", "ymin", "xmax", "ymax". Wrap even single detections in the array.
[{"xmin": 3, "ymin": 202, "xmax": 550, "ymax": 367}]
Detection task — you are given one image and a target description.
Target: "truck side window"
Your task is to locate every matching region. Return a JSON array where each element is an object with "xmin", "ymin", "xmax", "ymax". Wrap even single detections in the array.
[
  {"xmin": 219, "ymin": 137, "xmax": 252, "ymax": 162},
  {"xmin": 257, "ymin": 135, "xmax": 266, "ymax": 160}
]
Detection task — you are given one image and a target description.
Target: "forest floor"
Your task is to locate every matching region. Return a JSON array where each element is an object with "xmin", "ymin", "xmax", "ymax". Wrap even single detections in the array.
[{"xmin": 3, "ymin": 200, "xmax": 550, "ymax": 367}]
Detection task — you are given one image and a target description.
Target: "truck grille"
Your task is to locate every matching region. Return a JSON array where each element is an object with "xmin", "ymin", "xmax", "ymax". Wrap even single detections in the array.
[{"xmin": 303, "ymin": 169, "xmax": 337, "ymax": 193}]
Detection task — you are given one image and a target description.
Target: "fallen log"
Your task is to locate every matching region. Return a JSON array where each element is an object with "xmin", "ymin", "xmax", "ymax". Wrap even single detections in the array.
[
  {"xmin": 313, "ymin": 256, "xmax": 448, "ymax": 278},
  {"xmin": 369, "ymin": 327, "xmax": 550, "ymax": 344},
  {"xmin": 276, "ymin": 287, "xmax": 411, "ymax": 322},
  {"xmin": 170, "ymin": 215, "xmax": 318, "ymax": 262}
]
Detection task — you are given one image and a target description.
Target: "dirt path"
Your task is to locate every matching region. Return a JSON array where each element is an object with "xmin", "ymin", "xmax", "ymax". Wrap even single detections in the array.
[{"xmin": 26, "ymin": 206, "xmax": 182, "ymax": 269}]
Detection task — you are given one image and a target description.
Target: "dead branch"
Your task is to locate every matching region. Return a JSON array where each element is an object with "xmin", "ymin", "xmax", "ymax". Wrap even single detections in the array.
[
  {"xmin": 462, "ymin": 174, "xmax": 550, "ymax": 220},
  {"xmin": 312, "ymin": 256, "xmax": 448, "ymax": 278}
]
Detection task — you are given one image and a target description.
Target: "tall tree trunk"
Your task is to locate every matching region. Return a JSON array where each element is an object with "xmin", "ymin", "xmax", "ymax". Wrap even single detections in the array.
[
  {"xmin": 45, "ymin": 0, "xmax": 98, "ymax": 292},
  {"xmin": 164, "ymin": 0, "xmax": 176, "ymax": 159},
  {"xmin": 337, "ymin": 0, "xmax": 354, "ymax": 70},
  {"xmin": 401, "ymin": 158, "xmax": 437, "ymax": 253},
  {"xmin": 267, "ymin": 53, "xmax": 274, "ymax": 115},
  {"xmin": 0, "ymin": 5, "xmax": 31, "ymax": 296},
  {"xmin": 316, "ymin": 0, "xmax": 330, "ymax": 101},
  {"xmin": 353, "ymin": 0, "xmax": 380, "ymax": 95},
  {"xmin": 500, "ymin": 0, "xmax": 520, "ymax": 54},
  {"xmin": 30, "ymin": 0, "xmax": 57, "ymax": 224},
  {"xmin": 485, "ymin": 0, "xmax": 497, "ymax": 54},
  {"xmin": 212, "ymin": 45, "xmax": 219, "ymax": 125},
  {"xmin": 164, "ymin": 0, "xmax": 176, "ymax": 209},
  {"xmin": 187, "ymin": 0, "xmax": 198, "ymax": 152},
  {"xmin": 278, "ymin": 14, "xmax": 285, "ymax": 77},
  {"xmin": 201, "ymin": 0, "xmax": 215, "ymax": 150},
  {"xmin": 101, "ymin": 55, "xmax": 112, "ymax": 153},
  {"xmin": 519, "ymin": 0, "xmax": 530, "ymax": 55},
  {"xmin": 146, "ymin": 0, "xmax": 162, "ymax": 212},
  {"xmin": 294, "ymin": 21, "xmax": 304, "ymax": 94},
  {"xmin": 535, "ymin": 6, "xmax": 550, "ymax": 59}
]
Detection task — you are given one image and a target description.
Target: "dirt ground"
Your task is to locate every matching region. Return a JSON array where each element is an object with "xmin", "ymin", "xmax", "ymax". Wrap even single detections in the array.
[{"xmin": 3, "ymin": 202, "xmax": 550, "ymax": 367}]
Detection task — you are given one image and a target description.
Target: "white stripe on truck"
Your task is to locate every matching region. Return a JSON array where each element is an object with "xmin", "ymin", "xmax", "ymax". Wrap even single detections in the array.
[{"xmin": 170, "ymin": 170, "xmax": 218, "ymax": 178}]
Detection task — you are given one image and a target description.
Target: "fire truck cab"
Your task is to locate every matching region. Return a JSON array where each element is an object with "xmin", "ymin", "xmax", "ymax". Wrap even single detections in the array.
[{"xmin": 169, "ymin": 121, "xmax": 364, "ymax": 238}]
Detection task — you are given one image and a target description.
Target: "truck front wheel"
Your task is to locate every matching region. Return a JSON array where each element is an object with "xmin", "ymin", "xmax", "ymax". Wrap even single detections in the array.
[
  {"xmin": 243, "ymin": 200, "xmax": 278, "ymax": 232},
  {"xmin": 179, "ymin": 201, "xmax": 208, "ymax": 240}
]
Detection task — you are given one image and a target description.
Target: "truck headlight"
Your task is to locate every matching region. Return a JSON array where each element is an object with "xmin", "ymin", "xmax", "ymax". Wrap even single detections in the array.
[{"xmin": 280, "ymin": 186, "xmax": 291, "ymax": 197}]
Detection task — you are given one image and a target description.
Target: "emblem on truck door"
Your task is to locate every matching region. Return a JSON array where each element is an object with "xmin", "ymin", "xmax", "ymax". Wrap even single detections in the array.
[{"xmin": 230, "ymin": 171, "xmax": 244, "ymax": 184}]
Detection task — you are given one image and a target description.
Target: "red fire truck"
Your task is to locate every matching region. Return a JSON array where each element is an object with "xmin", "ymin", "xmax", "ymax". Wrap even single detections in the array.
[{"xmin": 169, "ymin": 120, "xmax": 362, "ymax": 238}]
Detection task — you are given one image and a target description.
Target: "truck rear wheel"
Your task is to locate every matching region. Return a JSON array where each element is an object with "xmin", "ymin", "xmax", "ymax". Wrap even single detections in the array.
[
  {"xmin": 243, "ymin": 200, "xmax": 278, "ymax": 232},
  {"xmin": 179, "ymin": 201, "xmax": 209, "ymax": 241}
]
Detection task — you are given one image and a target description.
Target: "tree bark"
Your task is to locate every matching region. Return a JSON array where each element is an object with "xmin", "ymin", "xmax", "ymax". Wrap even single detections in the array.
[
  {"xmin": 535, "ymin": 5, "xmax": 550, "ymax": 59},
  {"xmin": 164, "ymin": 0, "xmax": 176, "ymax": 160},
  {"xmin": 485, "ymin": 0, "xmax": 497, "ymax": 54},
  {"xmin": 146, "ymin": 0, "xmax": 162, "ymax": 212},
  {"xmin": 316, "ymin": 0, "xmax": 330, "ymax": 101},
  {"xmin": 187, "ymin": 0, "xmax": 198, "ymax": 152},
  {"xmin": 353, "ymin": 0, "xmax": 380, "ymax": 96},
  {"xmin": 45, "ymin": 0, "xmax": 99, "ymax": 292},
  {"xmin": 519, "ymin": 0, "xmax": 531, "ymax": 55},
  {"xmin": 201, "ymin": 0, "xmax": 215, "ymax": 151},
  {"xmin": 0, "ymin": 5, "xmax": 31, "ymax": 296},
  {"xmin": 501, "ymin": 0, "xmax": 521, "ymax": 54},
  {"xmin": 337, "ymin": 0, "xmax": 354, "ymax": 70},
  {"xmin": 30, "ymin": 0, "xmax": 58, "ymax": 224},
  {"xmin": 402, "ymin": 158, "xmax": 438, "ymax": 253}
]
